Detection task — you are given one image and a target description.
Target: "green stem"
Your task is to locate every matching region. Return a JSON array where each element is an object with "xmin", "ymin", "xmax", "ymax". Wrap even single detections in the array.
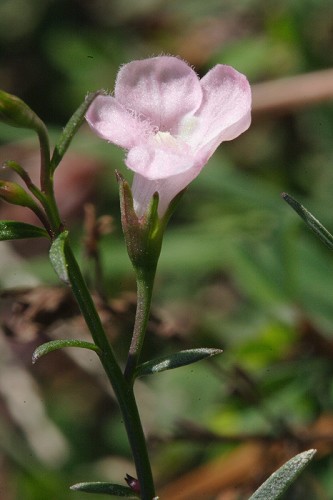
[
  {"xmin": 124, "ymin": 266, "xmax": 156, "ymax": 383},
  {"xmin": 29, "ymin": 204, "xmax": 53, "ymax": 238},
  {"xmin": 34, "ymin": 122, "xmax": 62, "ymax": 234},
  {"xmin": 64, "ymin": 243, "xmax": 156, "ymax": 500},
  {"xmin": 37, "ymin": 123, "xmax": 51, "ymax": 194},
  {"xmin": 43, "ymin": 190, "xmax": 62, "ymax": 235}
]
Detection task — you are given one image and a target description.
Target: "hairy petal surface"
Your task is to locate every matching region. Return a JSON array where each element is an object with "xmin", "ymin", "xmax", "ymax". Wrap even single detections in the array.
[
  {"xmin": 86, "ymin": 56, "xmax": 252, "ymax": 217},
  {"xmin": 86, "ymin": 95, "xmax": 154, "ymax": 149},
  {"xmin": 115, "ymin": 56, "xmax": 203, "ymax": 133}
]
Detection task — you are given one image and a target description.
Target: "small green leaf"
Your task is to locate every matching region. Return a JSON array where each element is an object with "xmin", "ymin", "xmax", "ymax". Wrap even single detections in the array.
[
  {"xmin": 249, "ymin": 449, "xmax": 316, "ymax": 500},
  {"xmin": 0, "ymin": 220, "xmax": 48, "ymax": 241},
  {"xmin": 70, "ymin": 482, "xmax": 140, "ymax": 497},
  {"xmin": 3, "ymin": 161, "xmax": 44, "ymax": 201},
  {"xmin": 49, "ymin": 231, "xmax": 69, "ymax": 284},
  {"xmin": 51, "ymin": 91, "xmax": 103, "ymax": 171},
  {"xmin": 136, "ymin": 348, "xmax": 223, "ymax": 378},
  {"xmin": 282, "ymin": 192, "xmax": 333, "ymax": 250},
  {"xmin": 3, "ymin": 160, "xmax": 31, "ymax": 184},
  {"xmin": 32, "ymin": 339, "xmax": 101, "ymax": 364}
]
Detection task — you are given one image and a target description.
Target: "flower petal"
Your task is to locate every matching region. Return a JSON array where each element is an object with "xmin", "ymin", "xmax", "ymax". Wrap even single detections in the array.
[
  {"xmin": 132, "ymin": 167, "xmax": 200, "ymax": 217},
  {"xmin": 126, "ymin": 139, "xmax": 196, "ymax": 180},
  {"xmin": 86, "ymin": 95, "xmax": 153, "ymax": 149},
  {"xmin": 187, "ymin": 65, "xmax": 251, "ymax": 158},
  {"xmin": 114, "ymin": 56, "xmax": 203, "ymax": 134}
]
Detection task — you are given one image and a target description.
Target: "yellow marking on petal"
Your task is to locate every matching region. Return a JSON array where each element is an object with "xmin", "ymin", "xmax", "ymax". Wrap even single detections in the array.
[{"xmin": 154, "ymin": 130, "xmax": 178, "ymax": 146}]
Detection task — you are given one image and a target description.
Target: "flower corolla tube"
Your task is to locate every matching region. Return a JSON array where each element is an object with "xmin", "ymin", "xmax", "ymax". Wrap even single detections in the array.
[{"xmin": 86, "ymin": 55, "xmax": 252, "ymax": 217}]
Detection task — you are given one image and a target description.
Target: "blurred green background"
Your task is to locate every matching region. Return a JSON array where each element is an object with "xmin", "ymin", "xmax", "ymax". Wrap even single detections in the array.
[{"xmin": 1, "ymin": 1, "xmax": 333, "ymax": 499}]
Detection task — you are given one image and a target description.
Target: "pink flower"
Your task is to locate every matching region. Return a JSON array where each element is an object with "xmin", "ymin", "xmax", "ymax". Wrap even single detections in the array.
[{"xmin": 86, "ymin": 56, "xmax": 251, "ymax": 217}]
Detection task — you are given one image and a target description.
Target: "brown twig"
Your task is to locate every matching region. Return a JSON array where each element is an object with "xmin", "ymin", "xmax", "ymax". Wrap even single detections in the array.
[
  {"xmin": 83, "ymin": 203, "xmax": 113, "ymax": 301},
  {"xmin": 252, "ymin": 68, "xmax": 333, "ymax": 116}
]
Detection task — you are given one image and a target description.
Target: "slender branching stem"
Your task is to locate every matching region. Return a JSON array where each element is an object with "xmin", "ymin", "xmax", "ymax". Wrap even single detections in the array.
[{"xmin": 64, "ymin": 244, "xmax": 156, "ymax": 499}]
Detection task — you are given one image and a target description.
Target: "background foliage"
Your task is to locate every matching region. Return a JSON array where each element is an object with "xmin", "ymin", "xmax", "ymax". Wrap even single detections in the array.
[{"xmin": 1, "ymin": 1, "xmax": 333, "ymax": 498}]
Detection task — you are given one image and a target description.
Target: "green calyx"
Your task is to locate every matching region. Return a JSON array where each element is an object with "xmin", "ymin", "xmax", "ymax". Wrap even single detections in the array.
[
  {"xmin": 116, "ymin": 171, "xmax": 186, "ymax": 275},
  {"xmin": 116, "ymin": 172, "xmax": 164, "ymax": 274}
]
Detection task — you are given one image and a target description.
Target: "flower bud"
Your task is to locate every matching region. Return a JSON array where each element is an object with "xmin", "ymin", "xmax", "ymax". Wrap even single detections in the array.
[
  {"xmin": 124, "ymin": 474, "xmax": 140, "ymax": 493},
  {"xmin": 0, "ymin": 180, "xmax": 37, "ymax": 209},
  {"xmin": 0, "ymin": 89, "xmax": 44, "ymax": 131}
]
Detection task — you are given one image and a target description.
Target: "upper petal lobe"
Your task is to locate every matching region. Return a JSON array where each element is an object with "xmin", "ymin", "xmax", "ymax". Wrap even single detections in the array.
[
  {"xmin": 114, "ymin": 56, "xmax": 203, "ymax": 134},
  {"xmin": 188, "ymin": 65, "xmax": 251, "ymax": 158}
]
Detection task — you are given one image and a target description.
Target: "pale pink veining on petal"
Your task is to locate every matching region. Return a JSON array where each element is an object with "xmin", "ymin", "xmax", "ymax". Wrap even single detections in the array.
[{"xmin": 86, "ymin": 55, "xmax": 252, "ymax": 217}]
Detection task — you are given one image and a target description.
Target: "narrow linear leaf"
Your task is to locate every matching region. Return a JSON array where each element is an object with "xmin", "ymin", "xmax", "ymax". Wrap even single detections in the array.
[
  {"xmin": 249, "ymin": 449, "xmax": 316, "ymax": 500},
  {"xmin": 136, "ymin": 348, "xmax": 223, "ymax": 378},
  {"xmin": 49, "ymin": 231, "xmax": 69, "ymax": 284},
  {"xmin": 32, "ymin": 339, "xmax": 101, "ymax": 364},
  {"xmin": 51, "ymin": 90, "xmax": 103, "ymax": 170},
  {"xmin": 282, "ymin": 192, "xmax": 333, "ymax": 250},
  {"xmin": 70, "ymin": 481, "xmax": 140, "ymax": 497},
  {"xmin": 0, "ymin": 220, "xmax": 48, "ymax": 241}
]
